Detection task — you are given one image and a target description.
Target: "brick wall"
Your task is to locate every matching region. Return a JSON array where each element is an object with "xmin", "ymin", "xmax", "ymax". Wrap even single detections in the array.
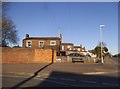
[{"xmin": 2, "ymin": 47, "xmax": 56, "ymax": 64}]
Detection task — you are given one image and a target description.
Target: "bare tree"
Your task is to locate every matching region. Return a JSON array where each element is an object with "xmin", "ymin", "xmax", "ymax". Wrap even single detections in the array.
[{"xmin": 0, "ymin": 2, "xmax": 19, "ymax": 47}]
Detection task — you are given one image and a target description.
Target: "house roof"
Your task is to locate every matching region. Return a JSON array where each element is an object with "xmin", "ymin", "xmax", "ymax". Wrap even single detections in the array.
[
  {"xmin": 62, "ymin": 43, "xmax": 74, "ymax": 45},
  {"xmin": 23, "ymin": 37, "xmax": 60, "ymax": 40}
]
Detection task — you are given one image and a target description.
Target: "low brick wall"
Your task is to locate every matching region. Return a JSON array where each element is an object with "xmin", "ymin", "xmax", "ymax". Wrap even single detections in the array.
[{"xmin": 2, "ymin": 47, "xmax": 56, "ymax": 64}]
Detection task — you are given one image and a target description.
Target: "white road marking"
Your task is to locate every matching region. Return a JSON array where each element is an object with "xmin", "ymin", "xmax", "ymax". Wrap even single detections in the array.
[
  {"xmin": 102, "ymin": 82, "xmax": 119, "ymax": 86},
  {"xmin": 2, "ymin": 75, "xmax": 30, "ymax": 79},
  {"xmin": 82, "ymin": 71, "xmax": 118, "ymax": 75},
  {"xmin": 2, "ymin": 75, "xmax": 119, "ymax": 87},
  {"xmin": 33, "ymin": 77, "xmax": 80, "ymax": 87},
  {"xmin": 60, "ymin": 78, "xmax": 76, "ymax": 81},
  {"xmin": 80, "ymin": 80, "xmax": 97, "ymax": 84}
]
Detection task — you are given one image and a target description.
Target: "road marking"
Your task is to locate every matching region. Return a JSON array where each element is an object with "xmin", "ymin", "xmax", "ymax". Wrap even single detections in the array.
[
  {"xmin": 2, "ymin": 75, "xmax": 30, "ymax": 79},
  {"xmin": 4, "ymin": 72, "xmax": 33, "ymax": 76},
  {"xmin": 82, "ymin": 71, "xmax": 118, "ymax": 75},
  {"xmin": 102, "ymin": 82, "xmax": 119, "ymax": 86},
  {"xmin": 60, "ymin": 78, "xmax": 76, "ymax": 81},
  {"xmin": 34, "ymin": 77, "xmax": 80, "ymax": 87},
  {"xmin": 2, "ymin": 75, "xmax": 119, "ymax": 87},
  {"xmin": 80, "ymin": 80, "xmax": 97, "ymax": 84}
]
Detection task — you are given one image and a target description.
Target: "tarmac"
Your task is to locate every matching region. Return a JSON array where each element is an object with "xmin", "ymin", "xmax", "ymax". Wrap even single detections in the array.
[{"xmin": 2, "ymin": 59, "xmax": 119, "ymax": 78}]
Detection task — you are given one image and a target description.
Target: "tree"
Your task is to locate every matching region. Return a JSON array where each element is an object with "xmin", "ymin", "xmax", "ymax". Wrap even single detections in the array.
[
  {"xmin": 94, "ymin": 42, "xmax": 108, "ymax": 58},
  {"xmin": 0, "ymin": 2, "xmax": 19, "ymax": 47}
]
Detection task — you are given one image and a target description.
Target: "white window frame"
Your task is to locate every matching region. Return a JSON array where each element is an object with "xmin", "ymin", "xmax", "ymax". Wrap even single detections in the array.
[
  {"xmin": 39, "ymin": 41, "xmax": 44, "ymax": 48},
  {"xmin": 62, "ymin": 46, "xmax": 64, "ymax": 50},
  {"xmin": 26, "ymin": 40, "xmax": 32, "ymax": 48},
  {"xmin": 67, "ymin": 45, "xmax": 71, "ymax": 50},
  {"xmin": 78, "ymin": 48, "xmax": 80, "ymax": 51},
  {"xmin": 50, "ymin": 40, "xmax": 56, "ymax": 45}
]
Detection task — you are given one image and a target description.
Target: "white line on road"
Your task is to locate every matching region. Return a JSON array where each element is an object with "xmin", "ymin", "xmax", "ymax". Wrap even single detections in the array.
[
  {"xmin": 60, "ymin": 78, "xmax": 76, "ymax": 81},
  {"xmin": 102, "ymin": 82, "xmax": 119, "ymax": 86},
  {"xmin": 2, "ymin": 75, "xmax": 119, "ymax": 87},
  {"xmin": 80, "ymin": 80, "xmax": 97, "ymax": 84},
  {"xmin": 34, "ymin": 77, "xmax": 80, "ymax": 87},
  {"xmin": 82, "ymin": 71, "xmax": 118, "ymax": 75}
]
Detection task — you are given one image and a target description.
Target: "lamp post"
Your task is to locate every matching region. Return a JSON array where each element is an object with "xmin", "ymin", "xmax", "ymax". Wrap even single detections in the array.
[{"xmin": 100, "ymin": 24, "xmax": 104, "ymax": 64}]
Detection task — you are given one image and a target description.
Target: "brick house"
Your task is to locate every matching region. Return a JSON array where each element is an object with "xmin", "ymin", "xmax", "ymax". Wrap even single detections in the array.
[
  {"xmin": 60, "ymin": 43, "xmax": 74, "ymax": 56},
  {"xmin": 23, "ymin": 34, "xmax": 62, "ymax": 53},
  {"xmin": 61, "ymin": 43, "xmax": 74, "ymax": 51},
  {"xmin": 73, "ymin": 46, "xmax": 85, "ymax": 52},
  {"xmin": 23, "ymin": 34, "xmax": 86, "ymax": 57}
]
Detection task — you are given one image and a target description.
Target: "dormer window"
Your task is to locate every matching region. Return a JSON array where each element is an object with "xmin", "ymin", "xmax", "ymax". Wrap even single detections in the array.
[
  {"xmin": 26, "ymin": 40, "xmax": 32, "ymax": 48},
  {"xmin": 50, "ymin": 40, "xmax": 56, "ymax": 45}
]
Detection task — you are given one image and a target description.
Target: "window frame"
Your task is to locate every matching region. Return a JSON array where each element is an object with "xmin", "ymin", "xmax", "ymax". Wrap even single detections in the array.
[
  {"xmin": 39, "ymin": 41, "xmax": 44, "ymax": 48},
  {"xmin": 50, "ymin": 40, "xmax": 56, "ymax": 45},
  {"xmin": 67, "ymin": 45, "xmax": 72, "ymax": 50},
  {"xmin": 62, "ymin": 45, "xmax": 64, "ymax": 50},
  {"xmin": 26, "ymin": 40, "xmax": 32, "ymax": 48}
]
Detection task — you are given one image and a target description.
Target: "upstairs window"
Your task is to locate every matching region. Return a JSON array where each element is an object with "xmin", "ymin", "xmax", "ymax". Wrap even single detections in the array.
[
  {"xmin": 26, "ymin": 40, "xmax": 32, "ymax": 48},
  {"xmin": 62, "ymin": 46, "xmax": 64, "ymax": 50},
  {"xmin": 50, "ymin": 40, "xmax": 56, "ymax": 45},
  {"xmin": 78, "ymin": 48, "xmax": 80, "ymax": 51},
  {"xmin": 67, "ymin": 46, "xmax": 72, "ymax": 50},
  {"xmin": 39, "ymin": 41, "xmax": 44, "ymax": 48}
]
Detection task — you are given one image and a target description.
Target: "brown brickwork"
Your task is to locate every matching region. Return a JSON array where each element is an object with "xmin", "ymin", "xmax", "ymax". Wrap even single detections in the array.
[{"xmin": 2, "ymin": 47, "xmax": 56, "ymax": 64}]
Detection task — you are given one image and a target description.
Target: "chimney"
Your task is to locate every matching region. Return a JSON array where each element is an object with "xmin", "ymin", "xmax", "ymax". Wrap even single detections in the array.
[
  {"xmin": 26, "ymin": 34, "xmax": 29, "ymax": 38},
  {"xmin": 59, "ymin": 33, "xmax": 62, "ymax": 40}
]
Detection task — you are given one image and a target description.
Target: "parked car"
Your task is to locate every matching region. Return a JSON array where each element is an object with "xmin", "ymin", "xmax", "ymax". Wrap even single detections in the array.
[
  {"xmin": 68, "ymin": 53, "xmax": 85, "ymax": 63},
  {"xmin": 68, "ymin": 53, "xmax": 98, "ymax": 63}
]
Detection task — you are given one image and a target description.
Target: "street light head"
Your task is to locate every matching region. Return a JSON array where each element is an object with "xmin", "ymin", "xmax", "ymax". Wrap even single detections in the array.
[{"xmin": 100, "ymin": 24, "xmax": 105, "ymax": 27}]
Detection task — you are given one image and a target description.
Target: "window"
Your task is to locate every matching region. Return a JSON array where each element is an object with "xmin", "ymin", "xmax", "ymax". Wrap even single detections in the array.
[
  {"xmin": 50, "ymin": 40, "xmax": 56, "ymax": 45},
  {"xmin": 67, "ymin": 46, "xmax": 71, "ymax": 50},
  {"xmin": 39, "ymin": 41, "xmax": 44, "ymax": 48},
  {"xmin": 26, "ymin": 40, "xmax": 32, "ymax": 48},
  {"xmin": 78, "ymin": 48, "xmax": 80, "ymax": 51},
  {"xmin": 62, "ymin": 46, "xmax": 64, "ymax": 50}
]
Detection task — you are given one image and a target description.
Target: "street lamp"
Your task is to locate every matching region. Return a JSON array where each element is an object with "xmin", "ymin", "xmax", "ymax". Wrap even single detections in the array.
[{"xmin": 100, "ymin": 24, "xmax": 104, "ymax": 64}]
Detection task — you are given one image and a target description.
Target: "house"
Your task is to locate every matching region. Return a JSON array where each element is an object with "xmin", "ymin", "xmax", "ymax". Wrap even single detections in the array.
[
  {"xmin": 60, "ymin": 43, "xmax": 74, "ymax": 56},
  {"xmin": 23, "ymin": 34, "xmax": 62, "ymax": 53},
  {"xmin": 61, "ymin": 43, "xmax": 86, "ymax": 56},
  {"xmin": 73, "ymin": 46, "xmax": 85, "ymax": 52},
  {"xmin": 23, "ymin": 33, "xmax": 87, "ymax": 57},
  {"xmin": 61, "ymin": 43, "xmax": 74, "ymax": 51}
]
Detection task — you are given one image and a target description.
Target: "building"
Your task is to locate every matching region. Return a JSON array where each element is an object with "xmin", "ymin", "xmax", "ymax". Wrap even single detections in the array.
[
  {"xmin": 23, "ymin": 33, "xmax": 87, "ymax": 57},
  {"xmin": 73, "ymin": 46, "xmax": 85, "ymax": 52},
  {"xmin": 60, "ymin": 43, "xmax": 74, "ymax": 56},
  {"xmin": 61, "ymin": 43, "xmax": 86, "ymax": 56},
  {"xmin": 23, "ymin": 34, "xmax": 62, "ymax": 53},
  {"xmin": 61, "ymin": 43, "xmax": 74, "ymax": 51}
]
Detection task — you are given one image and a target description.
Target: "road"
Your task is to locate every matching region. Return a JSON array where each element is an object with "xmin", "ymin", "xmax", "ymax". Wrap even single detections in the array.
[
  {"xmin": 2, "ymin": 63, "xmax": 120, "ymax": 88},
  {"xmin": 2, "ymin": 72, "xmax": 119, "ymax": 88}
]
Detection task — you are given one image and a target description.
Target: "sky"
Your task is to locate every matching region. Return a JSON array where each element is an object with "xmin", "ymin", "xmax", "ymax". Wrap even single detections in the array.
[{"xmin": 4, "ymin": 2, "xmax": 118, "ymax": 55}]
